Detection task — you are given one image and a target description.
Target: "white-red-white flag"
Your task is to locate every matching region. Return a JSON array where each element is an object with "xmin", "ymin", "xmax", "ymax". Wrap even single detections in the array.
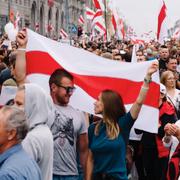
[
  {"xmin": 86, "ymin": 7, "xmax": 95, "ymax": 20},
  {"xmin": 94, "ymin": 22, "xmax": 106, "ymax": 36},
  {"xmin": 157, "ymin": 0, "xmax": 167, "ymax": 44},
  {"xmin": 92, "ymin": 0, "xmax": 105, "ymax": 11},
  {"xmin": 60, "ymin": 29, "xmax": 68, "ymax": 39},
  {"xmin": 78, "ymin": 15, "xmax": 85, "ymax": 25},
  {"xmin": 92, "ymin": 10, "xmax": 106, "ymax": 36},
  {"xmin": 26, "ymin": 29, "xmax": 160, "ymax": 134},
  {"xmin": 112, "ymin": 10, "xmax": 125, "ymax": 40}
]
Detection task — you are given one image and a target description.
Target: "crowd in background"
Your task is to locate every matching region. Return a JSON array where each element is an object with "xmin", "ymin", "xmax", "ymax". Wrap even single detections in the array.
[{"xmin": 0, "ymin": 30, "xmax": 180, "ymax": 180}]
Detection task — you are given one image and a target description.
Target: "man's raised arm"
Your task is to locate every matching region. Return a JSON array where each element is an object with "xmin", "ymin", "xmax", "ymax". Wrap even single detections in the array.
[{"xmin": 15, "ymin": 29, "xmax": 28, "ymax": 86}]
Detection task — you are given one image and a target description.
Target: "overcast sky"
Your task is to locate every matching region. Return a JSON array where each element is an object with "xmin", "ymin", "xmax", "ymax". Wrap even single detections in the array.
[{"xmin": 109, "ymin": 0, "xmax": 180, "ymax": 36}]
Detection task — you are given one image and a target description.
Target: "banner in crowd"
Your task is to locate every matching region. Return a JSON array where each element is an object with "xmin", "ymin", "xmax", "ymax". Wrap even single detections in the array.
[{"xmin": 26, "ymin": 29, "xmax": 160, "ymax": 134}]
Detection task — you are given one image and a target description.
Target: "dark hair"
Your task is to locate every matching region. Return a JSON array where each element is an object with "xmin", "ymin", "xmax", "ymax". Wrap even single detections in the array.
[
  {"xmin": 101, "ymin": 89, "xmax": 126, "ymax": 122},
  {"xmin": 166, "ymin": 55, "xmax": 177, "ymax": 64},
  {"xmin": 160, "ymin": 45, "xmax": 168, "ymax": 49},
  {"xmin": 95, "ymin": 90, "xmax": 126, "ymax": 139},
  {"xmin": 49, "ymin": 69, "xmax": 73, "ymax": 91}
]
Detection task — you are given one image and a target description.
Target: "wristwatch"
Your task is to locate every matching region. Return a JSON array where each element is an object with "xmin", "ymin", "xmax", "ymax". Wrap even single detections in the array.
[{"xmin": 144, "ymin": 77, "xmax": 152, "ymax": 83}]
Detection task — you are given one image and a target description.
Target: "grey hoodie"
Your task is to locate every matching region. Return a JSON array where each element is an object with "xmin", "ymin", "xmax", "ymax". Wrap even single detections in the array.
[{"xmin": 22, "ymin": 83, "xmax": 54, "ymax": 180}]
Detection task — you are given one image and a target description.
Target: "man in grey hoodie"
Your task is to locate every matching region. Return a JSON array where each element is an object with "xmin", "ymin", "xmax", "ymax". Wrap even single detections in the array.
[{"xmin": 14, "ymin": 83, "xmax": 54, "ymax": 180}]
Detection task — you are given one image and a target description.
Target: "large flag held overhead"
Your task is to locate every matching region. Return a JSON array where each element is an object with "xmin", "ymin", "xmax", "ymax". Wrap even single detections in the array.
[{"xmin": 26, "ymin": 29, "xmax": 160, "ymax": 134}]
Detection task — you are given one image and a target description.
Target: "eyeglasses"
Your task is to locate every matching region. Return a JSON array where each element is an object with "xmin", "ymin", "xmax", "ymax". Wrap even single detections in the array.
[{"xmin": 56, "ymin": 84, "xmax": 76, "ymax": 94}]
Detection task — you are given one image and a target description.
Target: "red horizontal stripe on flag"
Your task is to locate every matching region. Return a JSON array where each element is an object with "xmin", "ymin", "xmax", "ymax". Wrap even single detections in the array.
[{"xmin": 26, "ymin": 51, "xmax": 159, "ymax": 108}]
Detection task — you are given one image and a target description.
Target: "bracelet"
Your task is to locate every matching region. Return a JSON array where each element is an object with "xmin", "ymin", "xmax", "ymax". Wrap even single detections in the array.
[
  {"xmin": 144, "ymin": 77, "xmax": 152, "ymax": 84},
  {"xmin": 141, "ymin": 86, "xmax": 149, "ymax": 90},
  {"xmin": 17, "ymin": 48, "xmax": 26, "ymax": 51}
]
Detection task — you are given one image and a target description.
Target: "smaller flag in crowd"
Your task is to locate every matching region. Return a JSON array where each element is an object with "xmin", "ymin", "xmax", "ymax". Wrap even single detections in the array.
[
  {"xmin": 157, "ymin": 0, "xmax": 167, "ymax": 44},
  {"xmin": 78, "ymin": 15, "xmax": 85, "ymax": 25},
  {"xmin": 60, "ymin": 28, "xmax": 68, "ymax": 39},
  {"xmin": 86, "ymin": 7, "xmax": 95, "ymax": 20},
  {"xmin": 92, "ymin": 0, "xmax": 105, "ymax": 11},
  {"xmin": 92, "ymin": 10, "xmax": 106, "ymax": 36}
]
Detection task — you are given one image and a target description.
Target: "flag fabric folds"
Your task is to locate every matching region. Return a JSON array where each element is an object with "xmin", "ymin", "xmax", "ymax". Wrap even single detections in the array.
[
  {"xmin": 86, "ymin": 7, "xmax": 95, "ymax": 20},
  {"xmin": 26, "ymin": 29, "xmax": 160, "ymax": 134},
  {"xmin": 92, "ymin": 10, "xmax": 106, "ymax": 36},
  {"xmin": 92, "ymin": 0, "xmax": 105, "ymax": 11},
  {"xmin": 157, "ymin": 0, "xmax": 167, "ymax": 44},
  {"xmin": 78, "ymin": 15, "xmax": 85, "ymax": 25},
  {"xmin": 60, "ymin": 29, "xmax": 68, "ymax": 39}
]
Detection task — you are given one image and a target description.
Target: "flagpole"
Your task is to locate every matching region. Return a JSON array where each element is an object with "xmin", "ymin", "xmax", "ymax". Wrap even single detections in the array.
[{"xmin": 104, "ymin": 0, "xmax": 108, "ymax": 41}]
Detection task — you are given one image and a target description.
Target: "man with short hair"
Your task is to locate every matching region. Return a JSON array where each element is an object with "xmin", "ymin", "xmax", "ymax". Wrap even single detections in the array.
[
  {"xmin": 166, "ymin": 56, "xmax": 180, "ymax": 89},
  {"xmin": 166, "ymin": 56, "xmax": 178, "ymax": 72},
  {"xmin": 0, "ymin": 106, "xmax": 42, "ymax": 180},
  {"xmin": 49, "ymin": 69, "xmax": 88, "ymax": 180},
  {"xmin": 159, "ymin": 45, "xmax": 169, "ymax": 73}
]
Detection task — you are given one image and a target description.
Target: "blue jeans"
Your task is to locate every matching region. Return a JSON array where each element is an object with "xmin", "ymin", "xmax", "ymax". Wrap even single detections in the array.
[{"xmin": 53, "ymin": 175, "xmax": 79, "ymax": 180}]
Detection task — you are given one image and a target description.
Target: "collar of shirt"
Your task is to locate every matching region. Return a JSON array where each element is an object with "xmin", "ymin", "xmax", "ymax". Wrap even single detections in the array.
[{"xmin": 0, "ymin": 144, "xmax": 22, "ymax": 166}]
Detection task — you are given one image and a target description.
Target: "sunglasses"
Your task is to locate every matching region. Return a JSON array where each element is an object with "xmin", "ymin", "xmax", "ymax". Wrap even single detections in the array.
[{"xmin": 56, "ymin": 84, "xmax": 76, "ymax": 94}]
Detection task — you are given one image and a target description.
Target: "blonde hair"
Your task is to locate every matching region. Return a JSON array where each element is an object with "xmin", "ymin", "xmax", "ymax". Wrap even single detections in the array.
[
  {"xmin": 160, "ymin": 70, "xmax": 174, "ymax": 85},
  {"xmin": 95, "ymin": 119, "xmax": 120, "ymax": 140}
]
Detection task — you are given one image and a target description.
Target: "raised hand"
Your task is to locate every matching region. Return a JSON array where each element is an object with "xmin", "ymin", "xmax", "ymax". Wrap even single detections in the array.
[
  {"xmin": 16, "ymin": 28, "xmax": 27, "ymax": 48},
  {"xmin": 146, "ymin": 61, "xmax": 159, "ymax": 77}
]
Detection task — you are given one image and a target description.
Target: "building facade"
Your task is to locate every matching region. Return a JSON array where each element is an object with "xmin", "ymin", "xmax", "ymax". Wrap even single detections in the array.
[{"xmin": 0, "ymin": 0, "xmax": 85, "ymax": 38}]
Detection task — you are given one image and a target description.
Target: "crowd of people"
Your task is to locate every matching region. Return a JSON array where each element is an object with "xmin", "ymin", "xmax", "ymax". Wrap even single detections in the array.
[{"xmin": 0, "ymin": 28, "xmax": 180, "ymax": 180}]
